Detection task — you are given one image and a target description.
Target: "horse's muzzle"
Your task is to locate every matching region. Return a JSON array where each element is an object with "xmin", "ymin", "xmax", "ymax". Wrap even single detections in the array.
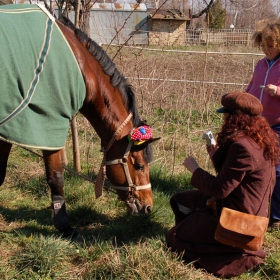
[{"xmin": 126, "ymin": 199, "xmax": 153, "ymax": 214}]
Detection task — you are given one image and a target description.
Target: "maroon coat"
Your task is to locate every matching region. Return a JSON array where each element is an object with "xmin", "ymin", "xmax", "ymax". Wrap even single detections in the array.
[{"xmin": 166, "ymin": 137, "xmax": 275, "ymax": 278}]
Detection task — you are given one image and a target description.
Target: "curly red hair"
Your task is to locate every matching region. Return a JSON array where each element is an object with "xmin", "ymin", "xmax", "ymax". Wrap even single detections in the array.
[{"xmin": 214, "ymin": 111, "xmax": 279, "ymax": 171}]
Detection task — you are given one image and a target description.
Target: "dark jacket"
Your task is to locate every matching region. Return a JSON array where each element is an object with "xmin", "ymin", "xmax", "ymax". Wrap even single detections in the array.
[
  {"xmin": 166, "ymin": 137, "xmax": 275, "ymax": 278},
  {"xmin": 192, "ymin": 137, "xmax": 274, "ymax": 217}
]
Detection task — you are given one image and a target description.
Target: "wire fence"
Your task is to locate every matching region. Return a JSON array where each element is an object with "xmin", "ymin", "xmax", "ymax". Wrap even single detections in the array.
[
  {"xmin": 185, "ymin": 28, "xmax": 253, "ymax": 46},
  {"xmin": 88, "ymin": 27, "xmax": 255, "ymax": 47},
  {"xmin": 70, "ymin": 45, "xmax": 265, "ymax": 176},
  {"xmin": 120, "ymin": 46, "xmax": 263, "ymax": 173}
]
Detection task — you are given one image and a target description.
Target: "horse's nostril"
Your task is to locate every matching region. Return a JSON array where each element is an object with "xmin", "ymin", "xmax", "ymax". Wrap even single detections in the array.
[{"xmin": 146, "ymin": 205, "xmax": 152, "ymax": 213}]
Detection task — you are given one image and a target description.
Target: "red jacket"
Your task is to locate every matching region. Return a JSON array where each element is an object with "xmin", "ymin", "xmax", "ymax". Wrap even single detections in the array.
[{"xmin": 246, "ymin": 56, "xmax": 280, "ymax": 126}]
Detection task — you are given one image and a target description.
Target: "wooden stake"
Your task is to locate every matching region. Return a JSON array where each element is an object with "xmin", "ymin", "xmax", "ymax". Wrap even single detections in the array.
[{"xmin": 70, "ymin": 0, "xmax": 82, "ymax": 172}]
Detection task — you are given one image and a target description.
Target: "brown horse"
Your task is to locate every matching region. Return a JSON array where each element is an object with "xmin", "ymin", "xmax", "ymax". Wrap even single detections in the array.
[{"xmin": 0, "ymin": 4, "xmax": 158, "ymax": 240}]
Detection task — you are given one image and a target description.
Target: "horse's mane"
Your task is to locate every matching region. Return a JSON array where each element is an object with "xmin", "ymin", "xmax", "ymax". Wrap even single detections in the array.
[
  {"xmin": 59, "ymin": 16, "xmax": 153, "ymax": 162},
  {"xmin": 59, "ymin": 15, "xmax": 141, "ymax": 127}
]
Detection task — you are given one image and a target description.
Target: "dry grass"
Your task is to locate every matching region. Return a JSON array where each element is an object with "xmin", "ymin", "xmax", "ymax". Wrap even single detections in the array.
[{"xmin": 106, "ymin": 45, "xmax": 263, "ymax": 175}]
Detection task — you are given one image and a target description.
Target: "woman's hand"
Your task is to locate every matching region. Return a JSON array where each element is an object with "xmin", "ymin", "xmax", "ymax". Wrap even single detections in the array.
[
  {"xmin": 183, "ymin": 156, "xmax": 199, "ymax": 173},
  {"xmin": 265, "ymin": 84, "xmax": 278, "ymax": 97},
  {"xmin": 206, "ymin": 144, "xmax": 218, "ymax": 159}
]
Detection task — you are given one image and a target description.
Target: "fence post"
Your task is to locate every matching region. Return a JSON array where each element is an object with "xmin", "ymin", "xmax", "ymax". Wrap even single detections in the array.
[
  {"xmin": 70, "ymin": 0, "xmax": 82, "ymax": 172},
  {"xmin": 246, "ymin": 32, "xmax": 251, "ymax": 46}
]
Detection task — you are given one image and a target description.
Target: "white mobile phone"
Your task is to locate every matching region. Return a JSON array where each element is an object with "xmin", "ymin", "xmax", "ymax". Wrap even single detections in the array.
[
  {"xmin": 202, "ymin": 131, "xmax": 216, "ymax": 147},
  {"xmin": 260, "ymin": 85, "xmax": 265, "ymax": 89}
]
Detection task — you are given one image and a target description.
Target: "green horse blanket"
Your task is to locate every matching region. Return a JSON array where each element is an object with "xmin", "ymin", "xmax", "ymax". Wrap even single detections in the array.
[{"xmin": 0, "ymin": 4, "xmax": 86, "ymax": 150}]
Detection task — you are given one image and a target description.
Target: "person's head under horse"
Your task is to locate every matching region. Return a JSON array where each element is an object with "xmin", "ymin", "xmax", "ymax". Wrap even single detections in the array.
[{"xmin": 0, "ymin": 4, "xmax": 159, "ymax": 241}]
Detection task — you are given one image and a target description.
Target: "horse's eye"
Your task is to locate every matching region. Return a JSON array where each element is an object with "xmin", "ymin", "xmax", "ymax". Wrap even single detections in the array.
[{"xmin": 135, "ymin": 164, "xmax": 145, "ymax": 171}]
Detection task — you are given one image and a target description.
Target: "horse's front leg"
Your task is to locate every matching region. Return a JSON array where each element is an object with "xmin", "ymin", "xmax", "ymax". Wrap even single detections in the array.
[
  {"xmin": 0, "ymin": 140, "xmax": 12, "ymax": 186},
  {"xmin": 42, "ymin": 149, "xmax": 80, "ymax": 240}
]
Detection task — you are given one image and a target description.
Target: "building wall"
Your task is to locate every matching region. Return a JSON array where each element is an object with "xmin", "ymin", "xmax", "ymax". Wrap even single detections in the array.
[
  {"xmin": 66, "ymin": 3, "xmax": 149, "ymax": 45},
  {"xmin": 149, "ymin": 20, "xmax": 186, "ymax": 46}
]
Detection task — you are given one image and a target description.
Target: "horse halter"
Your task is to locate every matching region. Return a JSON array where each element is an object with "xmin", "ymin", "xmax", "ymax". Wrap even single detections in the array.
[{"xmin": 94, "ymin": 112, "xmax": 151, "ymax": 210}]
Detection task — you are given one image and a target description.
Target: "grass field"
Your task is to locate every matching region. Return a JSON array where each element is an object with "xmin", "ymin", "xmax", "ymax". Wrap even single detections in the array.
[
  {"xmin": 1, "ymin": 45, "xmax": 280, "ymax": 279},
  {"xmin": 1, "ymin": 144, "xmax": 280, "ymax": 279}
]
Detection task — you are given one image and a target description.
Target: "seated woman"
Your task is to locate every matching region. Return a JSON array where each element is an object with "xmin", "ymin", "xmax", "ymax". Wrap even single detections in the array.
[{"xmin": 166, "ymin": 91, "xmax": 280, "ymax": 278}]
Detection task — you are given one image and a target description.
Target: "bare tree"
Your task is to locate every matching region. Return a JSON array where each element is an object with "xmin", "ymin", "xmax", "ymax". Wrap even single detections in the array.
[
  {"xmin": 0, "ymin": 0, "xmax": 12, "ymax": 4},
  {"xmin": 224, "ymin": 0, "xmax": 276, "ymax": 29},
  {"xmin": 229, "ymin": 0, "xmax": 258, "ymax": 27},
  {"xmin": 191, "ymin": 0, "xmax": 215, "ymax": 18},
  {"xmin": 272, "ymin": 0, "xmax": 280, "ymax": 17},
  {"xmin": 145, "ymin": 0, "xmax": 214, "ymax": 17}
]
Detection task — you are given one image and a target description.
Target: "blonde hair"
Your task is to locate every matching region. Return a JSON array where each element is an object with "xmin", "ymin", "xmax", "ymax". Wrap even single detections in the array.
[{"xmin": 252, "ymin": 19, "xmax": 280, "ymax": 51}]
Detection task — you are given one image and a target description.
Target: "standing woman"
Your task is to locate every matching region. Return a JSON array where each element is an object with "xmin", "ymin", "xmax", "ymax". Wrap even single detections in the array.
[
  {"xmin": 166, "ymin": 91, "xmax": 279, "ymax": 278},
  {"xmin": 246, "ymin": 19, "xmax": 280, "ymax": 229}
]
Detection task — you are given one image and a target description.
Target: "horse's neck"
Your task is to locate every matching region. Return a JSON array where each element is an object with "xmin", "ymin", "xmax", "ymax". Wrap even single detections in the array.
[
  {"xmin": 56, "ymin": 20, "xmax": 133, "ymax": 146},
  {"xmin": 80, "ymin": 101, "xmax": 132, "ymax": 149}
]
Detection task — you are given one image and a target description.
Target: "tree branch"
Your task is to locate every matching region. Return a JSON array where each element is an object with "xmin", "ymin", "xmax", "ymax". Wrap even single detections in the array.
[{"xmin": 192, "ymin": 0, "xmax": 215, "ymax": 19}]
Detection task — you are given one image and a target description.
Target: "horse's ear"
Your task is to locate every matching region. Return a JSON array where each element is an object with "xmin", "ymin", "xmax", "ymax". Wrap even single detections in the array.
[
  {"xmin": 142, "ymin": 137, "xmax": 161, "ymax": 145},
  {"xmin": 133, "ymin": 137, "xmax": 161, "ymax": 150}
]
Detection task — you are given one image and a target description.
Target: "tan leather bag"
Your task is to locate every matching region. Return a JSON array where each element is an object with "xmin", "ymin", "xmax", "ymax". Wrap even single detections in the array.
[{"xmin": 214, "ymin": 207, "xmax": 269, "ymax": 251}]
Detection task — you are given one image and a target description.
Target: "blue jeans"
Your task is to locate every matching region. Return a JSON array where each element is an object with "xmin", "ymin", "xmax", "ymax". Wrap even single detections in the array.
[{"xmin": 271, "ymin": 124, "xmax": 280, "ymax": 221}]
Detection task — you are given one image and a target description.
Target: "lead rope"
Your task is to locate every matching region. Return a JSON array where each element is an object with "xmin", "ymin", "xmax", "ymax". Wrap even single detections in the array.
[
  {"xmin": 94, "ymin": 113, "xmax": 133, "ymax": 198},
  {"xmin": 20, "ymin": 147, "xmax": 118, "ymax": 195}
]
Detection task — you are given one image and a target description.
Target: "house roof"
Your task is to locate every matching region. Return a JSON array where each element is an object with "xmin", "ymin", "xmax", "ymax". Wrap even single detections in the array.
[{"xmin": 147, "ymin": 8, "xmax": 190, "ymax": 21}]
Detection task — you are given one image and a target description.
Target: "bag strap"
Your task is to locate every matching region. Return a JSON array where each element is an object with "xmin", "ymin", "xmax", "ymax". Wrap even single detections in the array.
[{"xmin": 255, "ymin": 163, "xmax": 273, "ymax": 217}]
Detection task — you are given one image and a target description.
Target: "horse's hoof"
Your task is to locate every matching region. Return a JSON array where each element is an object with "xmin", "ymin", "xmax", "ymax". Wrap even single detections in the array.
[
  {"xmin": 60, "ymin": 227, "xmax": 83, "ymax": 243},
  {"xmin": 71, "ymin": 232, "xmax": 84, "ymax": 245}
]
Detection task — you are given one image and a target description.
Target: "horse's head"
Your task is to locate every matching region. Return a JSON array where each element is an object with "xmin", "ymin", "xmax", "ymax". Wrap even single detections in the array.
[{"xmin": 104, "ymin": 123, "xmax": 160, "ymax": 214}]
